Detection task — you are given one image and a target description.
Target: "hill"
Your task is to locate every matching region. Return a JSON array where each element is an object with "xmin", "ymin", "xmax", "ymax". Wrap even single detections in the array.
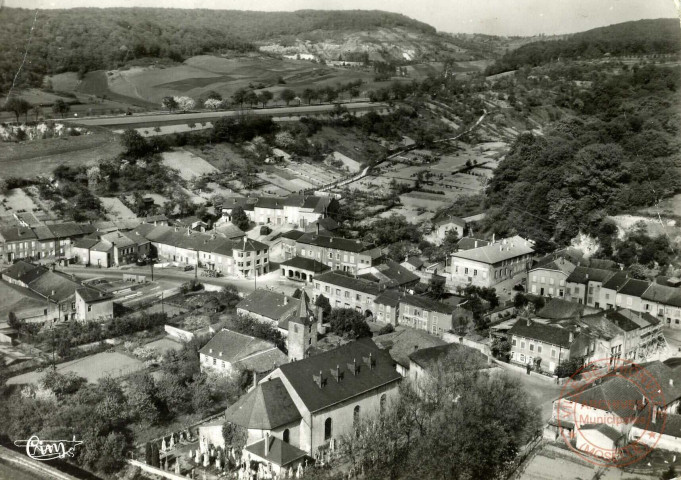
[
  {"xmin": 0, "ymin": 8, "xmax": 450, "ymax": 93},
  {"xmin": 486, "ymin": 18, "xmax": 681, "ymax": 75}
]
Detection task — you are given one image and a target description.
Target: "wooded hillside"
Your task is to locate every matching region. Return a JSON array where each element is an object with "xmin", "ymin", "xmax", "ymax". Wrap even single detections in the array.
[
  {"xmin": 487, "ymin": 19, "xmax": 681, "ymax": 75},
  {"xmin": 0, "ymin": 8, "xmax": 437, "ymax": 92}
]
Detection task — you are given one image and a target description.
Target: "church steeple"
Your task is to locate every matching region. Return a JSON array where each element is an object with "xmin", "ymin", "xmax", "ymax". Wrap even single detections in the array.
[
  {"xmin": 298, "ymin": 287, "xmax": 310, "ymax": 321},
  {"xmin": 287, "ymin": 288, "xmax": 318, "ymax": 361}
]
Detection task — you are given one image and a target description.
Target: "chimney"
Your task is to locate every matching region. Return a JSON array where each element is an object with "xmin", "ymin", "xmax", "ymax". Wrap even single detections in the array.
[
  {"xmin": 492, "ymin": 233, "xmax": 495, "ymax": 243},
  {"xmin": 526, "ymin": 318, "xmax": 531, "ymax": 327},
  {"xmin": 243, "ymin": 237, "xmax": 247, "ymax": 248},
  {"xmin": 317, "ymin": 223, "xmax": 320, "ymax": 235},
  {"xmin": 253, "ymin": 371, "xmax": 258, "ymax": 389},
  {"xmin": 652, "ymin": 406, "xmax": 657, "ymax": 424},
  {"xmin": 670, "ymin": 378, "xmax": 674, "ymax": 387},
  {"xmin": 284, "ymin": 296, "xmax": 288, "ymax": 305},
  {"xmin": 264, "ymin": 433, "xmax": 270, "ymax": 456},
  {"xmin": 569, "ymin": 331, "xmax": 574, "ymax": 343},
  {"xmin": 474, "ymin": 240, "xmax": 478, "ymax": 248},
  {"xmin": 585, "ymin": 273, "xmax": 589, "ymax": 280}
]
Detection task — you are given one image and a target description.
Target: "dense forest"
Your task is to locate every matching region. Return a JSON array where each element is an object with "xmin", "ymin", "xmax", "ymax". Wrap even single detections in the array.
[
  {"xmin": 487, "ymin": 19, "xmax": 681, "ymax": 75},
  {"xmin": 0, "ymin": 8, "xmax": 436, "ymax": 92},
  {"xmin": 484, "ymin": 63, "xmax": 681, "ymax": 250}
]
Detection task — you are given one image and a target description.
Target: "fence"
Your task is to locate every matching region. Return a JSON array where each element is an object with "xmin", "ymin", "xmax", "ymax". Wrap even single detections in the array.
[{"xmin": 128, "ymin": 459, "xmax": 186, "ymax": 480}]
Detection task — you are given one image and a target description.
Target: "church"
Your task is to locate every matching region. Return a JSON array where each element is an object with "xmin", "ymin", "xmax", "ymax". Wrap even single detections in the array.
[{"xmin": 221, "ymin": 291, "xmax": 402, "ymax": 473}]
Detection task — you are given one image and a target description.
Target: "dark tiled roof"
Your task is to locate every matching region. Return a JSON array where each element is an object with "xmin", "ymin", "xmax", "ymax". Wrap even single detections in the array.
[
  {"xmin": 370, "ymin": 260, "xmax": 420, "ymax": 287},
  {"xmin": 279, "ymin": 257, "xmax": 331, "ymax": 273},
  {"xmin": 277, "ymin": 338, "xmax": 401, "ymax": 413},
  {"xmin": 0, "ymin": 226, "xmax": 37, "ymax": 242},
  {"xmin": 31, "ymin": 225, "xmax": 55, "ymax": 241},
  {"xmin": 314, "ymin": 271, "xmax": 382, "ymax": 296},
  {"xmin": 433, "ymin": 215, "xmax": 466, "ymax": 227},
  {"xmin": 28, "ymin": 271, "xmax": 81, "ymax": 302},
  {"xmin": 374, "ymin": 290, "xmax": 402, "ymax": 307},
  {"xmin": 508, "ymin": 320, "xmax": 574, "ymax": 348},
  {"xmin": 408, "ymin": 343, "xmax": 488, "ymax": 371},
  {"xmin": 225, "ymin": 377, "xmax": 301, "ymax": 430},
  {"xmin": 536, "ymin": 298, "xmax": 586, "ymax": 320},
  {"xmin": 567, "ymin": 266, "xmax": 616, "ymax": 285},
  {"xmin": 16, "ymin": 264, "xmax": 49, "ymax": 285},
  {"xmin": 642, "ymin": 283, "xmax": 681, "ymax": 308},
  {"xmin": 374, "ymin": 327, "xmax": 446, "ymax": 368},
  {"xmin": 46, "ymin": 222, "xmax": 87, "ymax": 238},
  {"xmin": 213, "ymin": 223, "xmax": 246, "ymax": 240},
  {"xmin": 236, "ymin": 348, "xmax": 288, "ymax": 374},
  {"xmin": 199, "ymin": 329, "xmax": 277, "ymax": 363},
  {"xmin": 617, "ymin": 279, "xmax": 651, "ymax": 297},
  {"xmin": 76, "ymin": 287, "xmax": 112, "ymax": 303},
  {"xmin": 245, "ymin": 436, "xmax": 308, "ymax": 467},
  {"xmin": 296, "ymin": 233, "xmax": 373, "ymax": 253},
  {"xmin": 399, "ymin": 293, "xmax": 455, "ymax": 315},
  {"xmin": 1, "ymin": 261, "xmax": 42, "ymax": 281},
  {"xmin": 579, "ymin": 424, "xmax": 623, "ymax": 442},
  {"xmin": 281, "ymin": 230, "xmax": 305, "ymax": 240},
  {"xmin": 236, "ymin": 290, "xmax": 300, "ymax": 322},
  {"xmin": 72, "ymin": 237, "xmax": 100, "ymax": 249},
  {"xmin": 451, "ymin": 236, "xmax": 534, "ymax": 265},
  {"xmin": 601, "ymin": 271, "xmax": 629, "ymax": 290},
  {"xmin": 405, "ymin": 257, "xmax": 424, "ymax": 269}
]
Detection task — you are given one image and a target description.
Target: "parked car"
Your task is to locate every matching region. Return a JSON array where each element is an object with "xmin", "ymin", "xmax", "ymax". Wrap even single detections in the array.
[{"xmin": 183, "ymin": 265, "xmax": 194, "ymax": 271}]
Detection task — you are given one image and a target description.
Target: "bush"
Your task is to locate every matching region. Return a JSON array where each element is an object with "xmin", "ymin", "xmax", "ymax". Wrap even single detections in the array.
[
  {"xmin": 328, "ymin": 308, "xmax": 372, "ymax": 339},
  {"xmin": 378, "ymin": 323, "xmax": 394, "ymax": 335}
]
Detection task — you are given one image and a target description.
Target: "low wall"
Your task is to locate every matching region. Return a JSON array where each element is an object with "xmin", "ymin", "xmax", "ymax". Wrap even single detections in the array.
[
  {"xmin": 0, "ymin": 445, "xmax": 80, "ymax": 480},
  {"xmin": 128, "ymin": 459, "xmax": 186, "ymax": 480},
  {"xmin": 494, "ymin": 359, "xmax": 558, "ymax": 383}
]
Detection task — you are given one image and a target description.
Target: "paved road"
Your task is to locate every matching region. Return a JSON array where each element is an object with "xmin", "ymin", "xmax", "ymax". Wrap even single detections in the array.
[{"xmin": 63, "ymin": 102, "xmax": 388, "ymax": 128}]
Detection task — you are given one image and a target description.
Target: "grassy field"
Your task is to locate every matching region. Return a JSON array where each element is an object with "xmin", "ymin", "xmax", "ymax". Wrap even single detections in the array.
[
  {"xmin": 99, "ymin": 197, "xmax": 137, "ymax": 220},
  {"xmin": 161, "ymin": 149, "xmax": 219, "ymax": 181}
]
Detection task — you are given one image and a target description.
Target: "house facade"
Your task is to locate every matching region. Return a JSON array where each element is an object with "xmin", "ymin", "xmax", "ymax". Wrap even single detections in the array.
[
  {"xmin": 398, "ymin": 294, "xmax": 458, "ymax": 337},
  {"xmin": 313, "ymin": 271, "xmax": 382, "ymax": 317},
  {"xmin": 449, "ymin": 236, "xmax": 534, "ymax": 288},
  {"xmin": 528, "ymin": 258, "xmax": 576, "ymax": 298},
  {"xmin": 508, "ymin": 319, "xmax": 578, "ymax": 374},
  {"xmin": 75, "ymin": 288, "xmax": 114, "ymax": 322},
  {"xmin": 294, "ymin": 234, "xmax": 382, "ymax": 276},
  {"xmin": 565, "ymin": 266, "xmax": 616, "ymax": 307}
]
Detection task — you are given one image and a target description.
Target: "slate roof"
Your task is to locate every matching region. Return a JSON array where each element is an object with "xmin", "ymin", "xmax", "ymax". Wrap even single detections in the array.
[
  {"xmin": 236, "ymin": 347, "xmax": 289, "ymax": 374},
  {"xmin": 31, "ymin": 225, "xmax": 56, "ymax": 241},
  {"xmin": 15, "ymin": 264, "xmax": 49, "ymax": 285},
  {"xmin": 296, "ymin": 233, "xmax": 373, "ymax": 253},
  {"xmin": 281, "ymin": 230, "xmax": 305, "ymax": 241},
  {"xmin": 200, "ymin": 329, "xmax": 277, "ymax": 363},
  {"xmin": 408, "ymin": 343, "xmax": 489, "ymax": 371},
  {"xmin": 374, "ymin": 327, "xmax": 446, "ymax": 368},
  {"xmin": 373, "ymin": 289, "xmax": 403, "ymax": 307},
  {"xmin": 279, "ymin": 257, "xmax": 331, "ymax": 273},
  {"xmin": 405, "ymin": 257, "xmax": 424, "ymax": 269},
  {"xmin": 314, "ymin": 271, "xmax": 382, "ymax": 296},
  {"xmin": 72, "ymin": 237, "xmax": 99, "ymax": 249},
  {"xmin": 245, "ymin": 436, "xmax": 308, "ymax": 467},
  {"xmin": 508, "ymin": 320, "xmax": 574, "ymax": 348},
  {"xmin": 536, "ymin": 298, "xmax": 586, "ymax": 320},
  {"xmin": 1, "ymin": 261, "xmax": 42, "ymax": 281},
  {"xmin": 0, "ymin": 226, "xmax": 37, "ymax": 243},
  {"xmin": 225, "ymin": 377, "xmax": 301, "ymax": 430},
  {"xmin": 236, "ymin": 290, "xmax": 300, "ymax": 322},
  {"xmin": 399, "ymin": 293, "xmax": 456, "ymax": 315},
  {"xmin": 567, "ymin": 266, "xmax": 616, "ymax": 285},
  {"xmin": 76, "ymin": 287, "xmax": 112, "ymax": 303},
  {"xmin": 618, "ymin": 279, "xmax": 650, "ymax": 297},
  {"xmin": 456, "ymin": 237, "xmax": 490, "ymax": 251},
  {"xmin": 46, "ymin": 222, "xmax": 88, "ymax": 238},
  {"xmin": 451, "ymin": 235, "xmax": 534, "ymax": 265},
  {"xmin": 310, "ymin": 217, "xmax": 340, "ymax": 231},
  {"xmin": 213, "ymin": 223, "xmax": 246, "ymax": 240},
  {"xmin": 28, "ymin": 271, "xmax": 81, "ymax": 302},
  {"xmin": 641, "ymin": 283, "xmax": 681, "ymax": 308},
  {"xmin": 601, "ymin": 271, "xmax": 629, "ymax": 290},
  {"xmin": 277, "ymin": 338, "xmax": 401, "ymax": 413},
  {"xmin": 368, "ymin": 260, "xmax": 420, "ymax": 287}
]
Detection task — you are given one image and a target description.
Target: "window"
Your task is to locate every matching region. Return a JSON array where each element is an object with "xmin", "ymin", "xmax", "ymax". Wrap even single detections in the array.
[
  {"xmin": 353, "ymin": 405, "xmax": 360, "ymax": 426},
  {"xmin": 464, "ymin": 268, "xmax": 469, "ymax": 275},
  {"xmin": 336, "ymin": 289, "xmax": 341, "ymax": 296},
  {"xmin": 520, "ymin": 341, "xmax": 525, "ymax": 349},
  {"xmin": 529, "ymin": 343, "xmax": 534, "ymax": 352},
  {"xmin": 537, "ymin": 345, "xmax": 542, "ymax": 353},
  {"xmin": 551, "ymin": 349, "xmax": 556, "ymax": 358},
  {"xmin": 540, "ymin": 276, "xmax": 546, "ymax": 284},
  {"xmin": 213, "ymin": 358, "xmax": 216, "ymax": 365},
  {"xmin": 512, "ymin": 338, "xmax": 517, "ymax": 346},
  {"xmin": 549, "ymin": 278, "xmax": 555, "ymax": 285},
  {"xmin": 532, "ymin": 275, "xmax": 537, "ymax": 282},
  {"xmin": 345, "ymin": 291, "xmax": 350, "ymax": 298},
  {"xmin": 283, "ymin": 429, "xmax": 290, "ymax": 444},
  {"xmin": 324, "ymin": 418, "xmax": 332, "ymax": 440},
  {"xmin": 356, "ymin": 294, "xmax": 361, "ymax": 301},
  {"xmin": 328, "ymin": 252, "xmax": 333, "ymax": 259},
  {"xmin": 325, "ymin": 286, "xmax": 330, "ymax": 293},
  {"xmin": 380, "ymin": 394, "xmax": 387, "ymax": 415},
  {"xmin": 87, "ymin": 305, "xmax": 92, "ymax": 312},
  {"xmin": 473, "ymin": 269, "xmax": 477, "ymax": 276}
]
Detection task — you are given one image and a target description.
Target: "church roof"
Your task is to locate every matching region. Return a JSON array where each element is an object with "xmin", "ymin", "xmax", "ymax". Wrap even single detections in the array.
[
  {"xmin": 245, "ymin": 436, "xmax": 308, "ymax": 467},
  {"xmin": 224, "ymin": 377, "xmax": 301, "ymax": 430}
]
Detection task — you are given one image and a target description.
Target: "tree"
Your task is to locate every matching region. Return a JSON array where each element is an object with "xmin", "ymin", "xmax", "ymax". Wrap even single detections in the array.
[
  {"xmin": 243, "ymin": 90, "xmax": 258, "ymax": 108},
  {"xmin": 161, "ymin": 96, "xmax": 178, "ymax": 112},
  {"xmin": 328, "ymin": 308, "xmax": 371, "ymax": 339},
  {"xmin": 222, "ymin": 422, "xmax": 247, "ymax": 456},
  {"xmin": 232, "ymin": 88, "xmax": 247, "ymax": 108},
  {"xmin": 661, "ymin": 466, "xmax": 677, "ymax": 480},
  {"xmin": 302, "ymin": 88, "xmax": 315, "ymax": 105},
  {"xmin": 120, "ymin": 129, "xmax": 149, "ymax": 159},
  {"xmin": 314, "ymin": 294, "xmax": 332, "ymax": 319},
  {"xmin": 3, "ymin": 97, "xmax": 31, "ymax": 123},
  {"xmin": 257, "ymin": 90, "xmax": 273, "ymax": 108},
  {"xmin": 279, "ymin": 88, "xmax": 296, "ymax": 106},
  {"xmin": 41, "ymin": 372, "xmax": 87, "ymax": 398},
  {"xmin": 52, "ymin": 99, "xmax": 70, "ymax": 119},
  {"xmin": 428, "ymin": 277, "xmax": 446, "ymax": 300},
  {"xmin": 204, "ymin": 98, "xmax": 221, "ymax": 111},
  {"xmin": 0, "ymin": 177, "xmax": 8, "ymax": 195},
  {"xmin": 127, "ymin": 373, "xmax": 164, "ymax": 424},
  {"xmin": 231, "ymin": 205, "xmax": 250, "ymax": 231},
  {"xmin": 174, "ymin": 96, "xmax": 195, "ymax": 111}
]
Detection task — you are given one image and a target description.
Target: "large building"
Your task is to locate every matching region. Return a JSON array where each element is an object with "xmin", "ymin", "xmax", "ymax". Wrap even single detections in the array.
[
  {"xmin": 221, "ymin": 338, "xmax": 401, "ymax": 473},
  {"xmin": 312, "ymin": 271, "xmax": 382, "ymax": 317},
  {"xmin": 565, "ymin": 266, "xmax": 616, "ymax": 307},
  {"xmin": 292, "ymin": 233, "xmax": 382, "ymax": 276},
  {"xmin": 508, "ymin": 318, "xmax": 581, "ymax": 374},
  {"xmin": 528, "ymin": 257, "xmax": 576, "ymax": 298},
  {"xmin": 398, "ymin": 293, "xmax": 467, "ymax": 338},
  {"xmin": 72, "ymin": 230, "xmax": 151, "ymax": 267},
  {"xmin": 449, "ymin": 235, "xmax": 534, "ymax": 288},
  {"xmin": 199, "ymin": 329, "xmax": 287, "ymax": 375},
  {"xmin": 0, "ymin": 222, "xmax": 95, "ymax": 264},
  {"xmin": 221, "ymin": 195, "xmax": 339, "ymax": 228}
]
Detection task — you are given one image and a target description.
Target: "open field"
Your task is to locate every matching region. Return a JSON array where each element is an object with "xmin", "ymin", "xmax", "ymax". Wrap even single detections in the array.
[
  {"xmin": 6, "ymin": 351, "xmax": 144, "ymax": 385},
  {"xmin": 0, "ymin": 188, "xmax": 39, "ymax": 216},
  {"xmin": 100, "ymin": 197, "xmax": 137, "ymax": 221},
  {"xmin": 184, "ymin": 143, "xmax": 249, "ymax": 171},
  {"xmin": 161, "ymin": 150, "xmax": 219, "ymax": 181}
]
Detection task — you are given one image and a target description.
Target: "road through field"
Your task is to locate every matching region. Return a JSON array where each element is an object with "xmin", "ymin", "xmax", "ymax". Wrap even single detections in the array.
[{"xmin": 63, "ymin": 101, "xmax": 388, "ymax": 128}]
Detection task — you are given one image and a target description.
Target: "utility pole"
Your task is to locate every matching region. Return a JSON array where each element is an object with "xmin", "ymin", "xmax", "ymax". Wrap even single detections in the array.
[
  {"xmin": 195, "ymin": 249, "xmax": 198, "ymax": 280},
  {"xmin": 150, "ymin": 261, "xmax": 154, "ymax": 282}
]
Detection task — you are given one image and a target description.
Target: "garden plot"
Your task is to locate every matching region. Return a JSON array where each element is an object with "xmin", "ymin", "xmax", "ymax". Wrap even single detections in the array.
[
  {"xmin": 161, "ymin": 150, "xmax": 219, "ymax": 181},
  {"xmin": 257, "ymin": 171, "xmax": 314, "ymax": 193},
  {"xmin": 285, "ymin": 162, "xmax": 342, "ymax": 186},
  {"xmin": 0, "ymin": 188, "xmax": 39, "ymax": 216},
  {"xmin": 100, "ymin": 196, "xmax": 137, "ymax": 220},
  {"xmin": 114, "ymin": 122, "xmax": 214, "ymax": 137}
]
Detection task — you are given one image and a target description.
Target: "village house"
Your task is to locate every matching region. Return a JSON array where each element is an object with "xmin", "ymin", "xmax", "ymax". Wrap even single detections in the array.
[
  {"xmin": 30, "ymin": 222, "xmax": 94, "ymax": 260},
  {"xmin": 599, "ymin": 273, "xmax": 649, "ymax": 312},
  {"xmin": 72, "ymin": 230, "xmax": 151, "ymax": 267},
  {"xmin": 358, "ymin": 259, "xmax": 420, "ymax": 289},
  {"xmin": 221, "ymin": 337, "xmax": 401, "ymax": 474},
  {"xmin": 428, "ymin": 216, "xmax": 466, "ymax": 245},
  {"xmin": 278, "ymin": 229, "xmax": 306, "ymax": 260},
  {"xmin": 528, "ymin": 257, "xmax": 576, "ymax": 298},
  {"xmin": 373, "ymin": 289, "xmax": 402, "ymax": 325},
  {"xmin": 400, "ymin": 256, "xmax": 424, "ymax": 273},
  {"xmin": 313, "ymin": 271, "xmax": 382, "ymax": 318},
  {"xmin": 508, "ymin": 318, "xmax": 582, "ymax": 374},
  {"xmin": 398, "ymin": 293, "xmax": 465, "ymax": 337},
  {"xmin": 373, "ymin": 325, "xmax": 447, "ymax": 376},
  {"xmin": 75, "ymin": 288, "xmax": 114, "ymax": 322},
  {"xmin": 565, "ymin": 266, "xmax": 617, "ymax": 307},
  {"xmin": 535, "ymin": 298, "xmax": 600, "ymax": 321},
  {"xmin": 280, "ymin": 256, "xmax": 331, "ymax": 284},
  {"xmin": 0, "ymin": 226, "xmax": 38, "ymax": 263},
  {"xmin": 293, "ymin": 233, "xmax": 382, "ymax": 276},
  {"xmin": 243, "ymin": 195, "xmax": 339, "ymax": 228},
  {"xmin": 199, "ymin": 329, "xmax": 288, "ymax": 375},
  {"xmin": 236, "ymin": 290, "xmax": 301, "ymax": 331},
  {"xmin": 448, "ymin": 235, "xmax": 535, "ymax": 288},
  {"xmin": 455, "ymin": 237, "xmax": 490, "ymax": 252},
  {"xmin": 642, "ymin": 283, "xmax": 681, "ymax": 328}
]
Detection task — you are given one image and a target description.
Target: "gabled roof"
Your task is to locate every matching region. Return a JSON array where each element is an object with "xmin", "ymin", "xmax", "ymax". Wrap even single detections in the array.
[
  {"xmin": 508, "ymin": 320, "xmax": 574, "ymax": 348},
  {"xmin": 277, "ymin": 338, "xmax": 401, "ymax": 413},
  {"xmin": 433, "ymin": 215, "xmax": 466, "ymax": 228},
  {"xmin": 0, "ymin": 226, "xmax": 37, "ymax": 243},
  {"xmin": 374, "ymin": 326, "xmax": 446, "ymax": 368},
  {"xmin": 1, "ymin": 260, "xmax": 43, "ymax": 282},
  {"xmin": 314, "ymin": 271, "xmax": 382, "ymax": 296},
  {"xmin": 28, "ymin": 271, "xmax": 81, "ymax": 302},
  {"xmin": 641, "ymin": 283, "xmax": 681, "ymax": 308},
  {"xmin": 76, "ymin": 287, "xmax": 112, "ymax": 303},
  {"xmin": 46, "ymin": 222, "xmax": 88, "ymax": 238},
  {"xmin": 367, "ymin": 260, "xmax": 420, "ymax": 287},
  {"xmin": 451, "ymin": 235, "xmax": 534, "ymax": 265},
  {"xmin": 405, "ymin": 256, "xmax": 424, "ymax": 269},
  {"xmin": 399, "ymin": 293, "xmax": 456, "ymax": 315},
  {"xmin": 236, "ymin": 347, "xmax": 288, "ymax": 374},
  {"xmin": 279, "ymin": 257, "xmax": 330, "ymax": 273},
  {"xmin": 245, "ymin": 435, "xmax": 308, "ymax": 467},
  {"xmin": 225, "ymin": 377, "xmax": 301, "ymax": 430},
  {"xmin": 296, "ymin": 233, "xmax": 373, "ymax": 253},
  {"xmin": 213, "ymin": 223, "xmax": 245, "ymax": 240},
  {"xmin": 281, "ymin": 229, "xmax": 305, "ymax": 241},
  {"xmin": 567, "ymin": 266, "xmax": 616, "ymax": 285},
  {"xmin": 72, "ymin": 237, "xmax": 99, "ymax": 249},
  {"xmin": 236, "ymin": 290, "xmax": 300, "ymax": 322},
  {"xmin": 617, "ymin": 278, "xmax": 651, "ymax": 297},
  {"xmin": 530, "ymin": 258, "xmax": 575, "ymax": 275},
  {"xmin": 374, "ymin": 289, "xmax": 403, "ymax": 307},
  {"xmin": 601, "ymin": 271, "xmax": 629, "ymax": 290},
  {"xmin": 536, "ymin": 298, "xmax": 586, "ymax": 320},
  {"xmin": 456, "ymin": 237, "xmax": 490, "ymax": 251},
  {"xmin": 200, "ymin": 329, "xmax": 277, "ymax": 363},
  {"xmin": 579, "ymin": 424, "xmax": 623, "ymax": 442}
]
